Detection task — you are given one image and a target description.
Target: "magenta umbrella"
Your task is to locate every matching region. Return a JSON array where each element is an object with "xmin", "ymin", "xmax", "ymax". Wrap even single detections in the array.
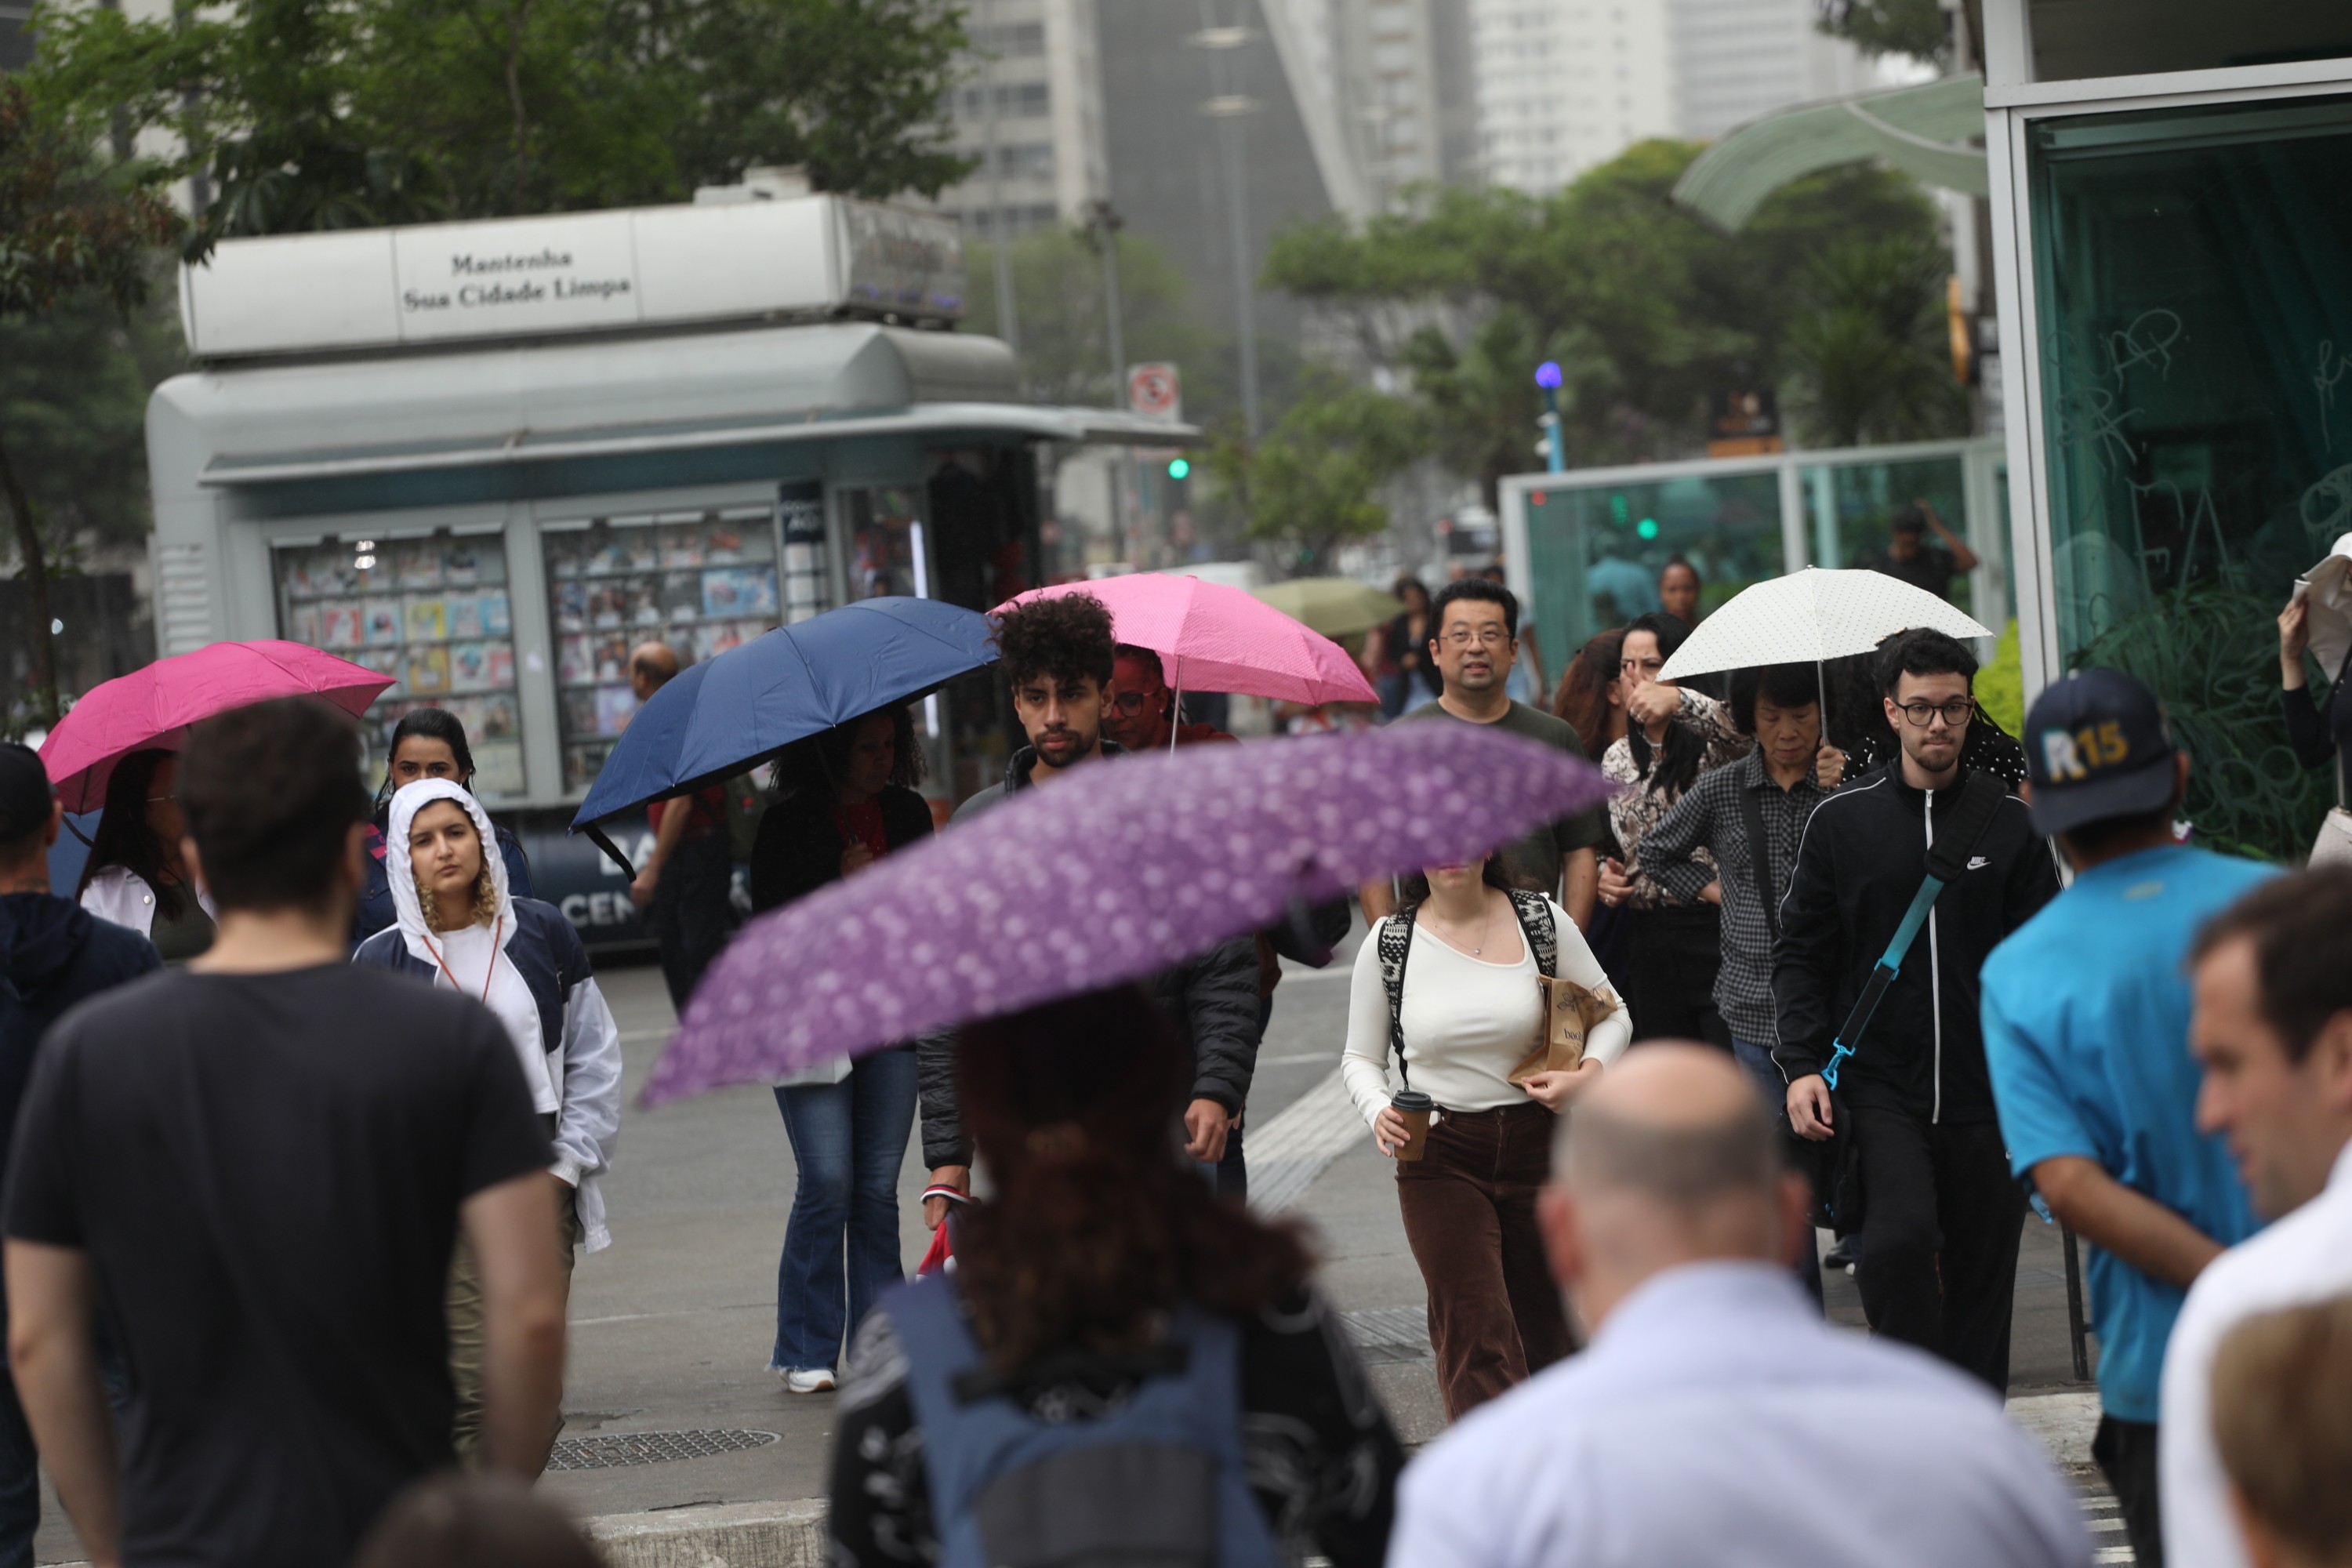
[
  {"xmin": 41, "ymin": 641, "xmax": 394, "ymax": 812},
  {"xmin": 647, "ymin": 720, "xmax": 1606, "ymax": 1104},
  {"xmin": 995, "ymin": 575, "xmax": 1377, "ymax": 719}
]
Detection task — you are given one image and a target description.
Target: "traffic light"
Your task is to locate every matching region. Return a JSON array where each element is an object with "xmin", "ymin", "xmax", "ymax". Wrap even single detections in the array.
[{"xmin": 1167, "ymin": 456, "xmax": 1191, "ymax": 481}]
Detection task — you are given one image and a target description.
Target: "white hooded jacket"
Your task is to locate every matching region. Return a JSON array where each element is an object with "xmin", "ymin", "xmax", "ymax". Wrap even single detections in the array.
[{"xmin": 363, "ymin": 779, "xmax": 621, "ymax": 1253}]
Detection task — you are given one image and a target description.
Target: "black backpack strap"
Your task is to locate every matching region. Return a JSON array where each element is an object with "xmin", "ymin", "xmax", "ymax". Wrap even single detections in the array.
[
  {"xmin": 1504, "ymin": 889, "xmax": 1558, "ymax": 978},
  {"xmin": 1377, "ymin": 908, "xmax": 1416, "ymax": 1091},
  {"xmin": 1735, "ymin": 777, "xmax": 1780, "ymax": 943}
]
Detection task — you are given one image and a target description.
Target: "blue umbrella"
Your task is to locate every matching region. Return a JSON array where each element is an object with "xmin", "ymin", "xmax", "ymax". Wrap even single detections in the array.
[{"xmin": 570, "ymin": 598, "xmax": 998, "ymax": 868}]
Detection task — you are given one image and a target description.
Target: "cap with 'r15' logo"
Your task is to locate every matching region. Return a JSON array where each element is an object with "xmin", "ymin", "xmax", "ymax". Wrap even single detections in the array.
[{"xmin": 2021, "ymin": 670, "xmax": 2178, "ymax": 838}]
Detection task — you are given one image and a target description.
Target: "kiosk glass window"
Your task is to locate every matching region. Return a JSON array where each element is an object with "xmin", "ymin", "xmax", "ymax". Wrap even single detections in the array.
[
  {"xmin": 842, "ymin": 487, "xmax": 927, "ymax": 599},
  {"xmin": 2030, "ymin": 93, "xmax": 2352, "ymax": 861},
  {"xmin": 543, "ymin": 506, "xmax": 779, "ymax": 791},
  {"xmin": 272, "ymin": 531, "xmax": 525, "ymax": 798},
  {"xmin": 1800, "ymin": 456, "xmax": 1973, "ymax": 616},
  {"xmin": 1523, "ymin": 470, "xmax": 1784, "ymax": 656}
]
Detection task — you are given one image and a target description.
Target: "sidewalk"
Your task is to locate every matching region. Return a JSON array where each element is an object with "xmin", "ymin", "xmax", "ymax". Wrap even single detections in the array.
[{"xmin": 34, "ymin": 947, "xmax": 2122, "ymax": 1564}]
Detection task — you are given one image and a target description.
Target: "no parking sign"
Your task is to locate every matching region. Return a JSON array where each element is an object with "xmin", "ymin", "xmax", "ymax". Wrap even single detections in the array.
[{"xmin": 1126, "ymin": 361, "xmax": 1182, "ymax": 423}]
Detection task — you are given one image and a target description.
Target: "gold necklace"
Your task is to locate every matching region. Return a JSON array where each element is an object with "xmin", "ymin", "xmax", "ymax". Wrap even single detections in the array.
[{"xmin": 1431, "ymin": 895, "xmax": 1497, "ymax": 956}]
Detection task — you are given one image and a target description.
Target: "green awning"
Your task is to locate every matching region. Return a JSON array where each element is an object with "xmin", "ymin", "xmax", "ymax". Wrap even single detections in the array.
[{"xmin": 1673, "ymin": 73, "xmax": 1988, "ymax": 230}]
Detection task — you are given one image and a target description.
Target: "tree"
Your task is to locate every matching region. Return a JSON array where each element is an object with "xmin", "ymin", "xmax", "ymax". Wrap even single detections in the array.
[
  {"xmin": 1780, "ymin": 235, "xmax": 1968, "ymax": 448},
  {"xmin": 1205, "ymin": 372, "xmax": 1421, "ymax": 574},
  {"xmin": 960, "ymin": 227, "xmax": 1225, "ymax": 413},
  {"xmin": 1815, "ymin": 0, "xmax": 1956, "ymax": 68},
  {"xmin": 1263, "ymin": 140, "xmax": 1951, "ymax": 497},
  {"xmin": 25, "ymin": 0, "xmax": 975, "ymax": 252},
  {"xmin": 0, "ymin": 74, "xmax": 183, "ymax": 727}
]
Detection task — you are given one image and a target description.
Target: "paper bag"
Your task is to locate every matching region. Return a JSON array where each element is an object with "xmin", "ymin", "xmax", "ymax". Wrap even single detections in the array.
[{"xmin": 1506, "ymin": 975, "xmax": 1620, "ymax": 1085}]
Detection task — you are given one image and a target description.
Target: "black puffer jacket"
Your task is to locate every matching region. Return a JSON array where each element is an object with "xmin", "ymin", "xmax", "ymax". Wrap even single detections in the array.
[
  {"xmin": 915, "ymin": 742, "xmax": 1265, "ymax": 1167},
  {"xmin": 1770, "ymin": 764, "xmax": 2059, "ymax": 1125}
]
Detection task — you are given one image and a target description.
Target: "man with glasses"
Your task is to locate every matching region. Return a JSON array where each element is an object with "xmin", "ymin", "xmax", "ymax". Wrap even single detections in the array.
[
  {"xmin": 1364, "ymin": 579, "xmax": 1606, "ymax": 930},
  {"xmin": 1775, "ymin": 629, "xmax": 2059, "ymax": 1389}
]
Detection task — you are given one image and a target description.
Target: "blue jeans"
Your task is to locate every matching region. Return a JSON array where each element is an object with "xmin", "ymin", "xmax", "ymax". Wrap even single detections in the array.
[
  {"xmin": 771, "ymin": 1047, "xmax": 919, "ymax": 1373},
  {"xmin": 1733, "ymin": 1037, "xmax": 1825, "ymax": 1307}
]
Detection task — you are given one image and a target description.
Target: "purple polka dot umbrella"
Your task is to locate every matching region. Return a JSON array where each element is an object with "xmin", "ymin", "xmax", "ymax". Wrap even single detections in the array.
[{"xmin": 644, "ymin": 720, "xmax": 1608, "ymax": 1105}]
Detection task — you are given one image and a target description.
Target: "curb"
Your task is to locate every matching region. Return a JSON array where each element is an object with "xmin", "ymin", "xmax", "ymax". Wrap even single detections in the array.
[{"xmin": 586, "ymin": 1499, "xmax": 829, "ymax": 1568}]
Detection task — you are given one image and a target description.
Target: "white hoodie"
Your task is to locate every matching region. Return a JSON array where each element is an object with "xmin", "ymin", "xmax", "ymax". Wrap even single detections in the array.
[{"xmin": 385, "ymin": 779, "xmax": 620, "ymax": 1253}]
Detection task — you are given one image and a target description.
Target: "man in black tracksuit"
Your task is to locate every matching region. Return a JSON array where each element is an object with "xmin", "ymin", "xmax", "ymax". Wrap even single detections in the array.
[{"xmin": 1773, "ymin": 630, "xmax": 2059, "ymax": 1390}]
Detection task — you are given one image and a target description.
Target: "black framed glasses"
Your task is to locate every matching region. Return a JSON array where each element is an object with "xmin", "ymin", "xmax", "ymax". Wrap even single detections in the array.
[
  {"xmin": 1105, "ymin": 690, "xmax": 1154, "ymax": 716},
  {"xmin": 1896, "ymin": 699, "xmax": 1976, "ymax": 728}
]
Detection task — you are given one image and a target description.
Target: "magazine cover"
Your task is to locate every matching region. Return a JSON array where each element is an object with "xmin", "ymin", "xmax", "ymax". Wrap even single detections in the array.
[
  {"xmin": 355, "ymin": 646, "xmax": 402, "ymax": 697},
  {"xmin": 557, "ymin": 635, "xmax": 594, "ymax": 686},
  {"xmin": 703, "ymin": 521, "xmax": 747, "ymax": 563},
  {"xmin": 659, "ymin": 571, "xmax": 702, "ymax": 622},
  {"xmin": 395, "ymin": 540, "xmax": 442, "ymax": 590},
  {"xmin": 405, "ymin": 645, "xmax": 452, "ymax": 694},
  {"xmin": 485, "ymin": 641, "xmax": 516, "ymax": 688},
  {"xmin": 445, "ymin": 592, "xmax": 485, "ymax": 640},
  {"xmin": 448, "ymin": 641, "xmax": 491, "ymax": 694},
  {"xmin": 593, "ymin": 684, "xmax": 639, "ymax": 736},
  {"xmin": 625, "ymin": 581, "xmax": 663, "ymax": 627},
  {"xmin": 593, "ymin": 633, "xmax": 630, "ymax": 682},
  {"xmin": 472, "ymin": 740, "xmax": 525, "ymax": 798},
  {"xmin": 588, "ymin": 585, "xmax": 629, "ymax": 629},
  {"xmin": 661, "ymin": 525, "xmax": 707, "ymax": 570},
  {"xmin": 477, "ymin": 693, "xmax": 521, "ymax": 739},
  {"xmin": 480, "ymin": 590, "xmax": 512, "ymax": 637},
  {"xmin": 320, "ymin": 604, "xmax": 365, "ymax": 650},
  {"xmin": 405, "ymin": 595, "xmax": 448, "ymax": 643},
  {"xmin": 364, "ymin": 597, "xmax": 403, "ymax": 646},
  {"xmin": 441, "ymin": 542, "xmax": 481, "ymax": 587},
  {"xmin": 285, "ymin": 603, "xmax": 324, "ymax": 648},
  {"xmin": 553, "ymin": 582, "xmax": 587, "ymax": 633},
  {"xmin": 697, "ymin": 621, "xmax": 746, "ymax": 660},
  {"xmin": 564, "ymin": 742, "xmax": 614, "ymax": 793},
  {"xmin": 561, "ymin": 687, "xmax": 602, "ymax": 738},
  {"xmin": 546, "ymin": 532, "xmax": 587, "ymax": 580},
  {"xmin": 702, "ymin": 566, "xmax": 779, "ymax": 619}
]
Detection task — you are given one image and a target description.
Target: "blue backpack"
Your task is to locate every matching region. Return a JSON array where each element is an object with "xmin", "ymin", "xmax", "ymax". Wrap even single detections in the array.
[{"xmin": 881, "ymin": 1273, "xmax": 1284, "ymax": 1568}]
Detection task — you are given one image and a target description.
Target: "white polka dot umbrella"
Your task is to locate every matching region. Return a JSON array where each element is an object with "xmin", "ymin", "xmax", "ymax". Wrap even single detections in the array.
[
  {"xmin": 1657, "ymin": 567, "xmax": 1991, "ymax": 685},
  {"xmin": 645, "ymin": 720, "xmax": 1607, "ymax": 1104}
]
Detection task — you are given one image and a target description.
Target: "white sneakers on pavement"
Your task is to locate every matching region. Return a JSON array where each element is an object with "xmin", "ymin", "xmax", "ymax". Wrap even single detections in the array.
[{"xmin": 779, "ymin": 1367, "xmax": 837, "ymax": 1394}]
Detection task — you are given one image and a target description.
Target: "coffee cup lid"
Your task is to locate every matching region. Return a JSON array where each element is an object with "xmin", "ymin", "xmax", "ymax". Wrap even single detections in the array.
[{"xmin": 1390, "ymin": 1089, "xmax": 1434, "ymax": 1110}]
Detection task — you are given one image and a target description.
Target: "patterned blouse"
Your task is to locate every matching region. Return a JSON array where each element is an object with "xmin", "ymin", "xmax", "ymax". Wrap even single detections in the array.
[{"xmin": 1602, "ymin": 688, "xmax": 1752, "ymax": 911}]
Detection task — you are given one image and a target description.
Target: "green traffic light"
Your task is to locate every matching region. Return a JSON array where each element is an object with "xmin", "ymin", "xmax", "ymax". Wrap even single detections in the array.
[
  {"xmin": 1637, "ymin": 518, "xmax": 1660, "ymax": 540},
  {"xmin": 1167, "ymin": 457, "xmax": 1191, "ymax": 481}
]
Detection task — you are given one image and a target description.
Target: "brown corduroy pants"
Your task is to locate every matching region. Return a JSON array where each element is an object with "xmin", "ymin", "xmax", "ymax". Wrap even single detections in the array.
[{"xmin": 1396, "ymin": 1100, "xmax": 1576, "ymax": 1420}]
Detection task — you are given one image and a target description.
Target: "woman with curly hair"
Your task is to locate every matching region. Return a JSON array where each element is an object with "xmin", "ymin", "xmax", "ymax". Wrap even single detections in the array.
[
  {"xmin": 352, "ymin": 779, "xmax": 623, "ymax": 1467},
  {"xmin": 745, "ymin": 705, "xmax": 934, "ymax": 1394},
  {"xmin": 829, "ymin": 985, "xmax": 1403, "ymax": 1566}
]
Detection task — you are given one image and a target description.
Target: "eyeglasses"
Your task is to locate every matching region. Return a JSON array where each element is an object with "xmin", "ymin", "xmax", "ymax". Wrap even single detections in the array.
[
  {"xmin": 1105, "ymin": 690, "xmax": 1156, "ymax": 716},
  {"xmin": 146, "ymin": 792, "xmax": 176, "ymax": 804},
  {"xmin": 1443, "ymin": 627, "xmax": 1512, "ymax": 648},
  {"xmin": 1896, "ymin": 699, "xmax": 1976, "ymax": 728}
]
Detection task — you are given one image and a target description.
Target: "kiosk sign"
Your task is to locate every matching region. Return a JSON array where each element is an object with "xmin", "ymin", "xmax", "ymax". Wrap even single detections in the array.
[
  {"xmin": 392, "ymin": 214, "xmax": 641, "ymax": 340},
  {"xmin": 1127, "ymin": 362, "xmax": 1182, "ymax": 423}
]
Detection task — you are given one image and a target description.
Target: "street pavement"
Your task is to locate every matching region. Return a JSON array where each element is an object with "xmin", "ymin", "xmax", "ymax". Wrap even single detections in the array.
[{"xmin": 33, "ymin": 920, "xmax": 2125, "ymax": 1563}]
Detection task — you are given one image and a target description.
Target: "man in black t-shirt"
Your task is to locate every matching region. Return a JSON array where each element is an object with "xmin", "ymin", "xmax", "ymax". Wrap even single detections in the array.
[
  {"xmin": 1858, "ymin": 501, "xmax": 1978, "ymax": 605},
  {"xmin": 2, "ymin": 699, "xmax": 561, "ymax": 1568}
]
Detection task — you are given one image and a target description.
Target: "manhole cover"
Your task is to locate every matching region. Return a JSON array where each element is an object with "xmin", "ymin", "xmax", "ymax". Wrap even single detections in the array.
[{"xmin": 546, "ymin": 1428, "xmax": 780, "ymax": 1471}]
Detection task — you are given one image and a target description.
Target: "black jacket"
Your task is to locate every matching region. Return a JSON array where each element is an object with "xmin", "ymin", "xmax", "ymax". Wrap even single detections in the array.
[
  {"xmin": 0, "ymin": 893, "xmax": 162, "ymax": 1174},
  {"xmin": 1771, "ymin": 764, "xmax": 2059, "ymax": 1124},
  {"xmin": 747, "ymin": 783, "xmax": 936, "ymax": 914},
  {"xmin": 916, "ymin": 742, "xmax": 1265, "ymax": 1167}
]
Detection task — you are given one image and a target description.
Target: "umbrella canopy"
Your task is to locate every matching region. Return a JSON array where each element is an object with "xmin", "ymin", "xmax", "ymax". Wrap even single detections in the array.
[
  {"xmin": 41, "ymin": 641, "xmax": 393, "ymax": 812},
  {"xmin": 646, "ymin": 720, "xmax": 1608, "ymax": 1103},
  {"xmin": 571, "ymin": 597, "xmax": 996, "ymax": 829},
  {"xmin": 1657, "ymin": 567, "xmax": 1993, "ymax": 683},
  {"xmin": 996, "ymin": 575, "xmax": 1377, "ymax": 706},
  {"xmin": 1252, "ymin": 578, "xmax": 1404, "ymax": 641}
]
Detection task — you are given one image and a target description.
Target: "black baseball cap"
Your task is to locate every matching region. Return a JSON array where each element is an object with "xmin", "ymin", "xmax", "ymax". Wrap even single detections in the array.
[
  {"xmin": 0, "ymin": 743, "xmax": 56, "ymax": 844},
  {"xmin": 2022, "ymin": 670, "xmax": 2178, "ymax": 837}
]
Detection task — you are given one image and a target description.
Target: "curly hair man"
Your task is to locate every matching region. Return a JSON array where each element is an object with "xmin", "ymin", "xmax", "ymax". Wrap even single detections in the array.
[{"xmin": 967, "ymin": 591, "xmax": 1119, "ymax": 795}]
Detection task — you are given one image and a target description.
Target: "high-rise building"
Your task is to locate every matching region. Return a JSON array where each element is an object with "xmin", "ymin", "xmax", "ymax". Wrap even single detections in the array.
[
  {"xmin": 1332, "ymin": 0, "xmax": 1447, "ymax": 202},
  {"xmin": 930, "ymin": 0, "xmax": 1112, "ymax": 238},
  {"xmin": 1470, "ymin": 0, "xmax": 1885, "ymax": 194}
]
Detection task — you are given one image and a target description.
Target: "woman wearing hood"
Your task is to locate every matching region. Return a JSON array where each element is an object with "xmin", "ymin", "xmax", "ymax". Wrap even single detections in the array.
[{"xmin": 353, "ymin": 778, "xmax": 622, "ymax": 1466}]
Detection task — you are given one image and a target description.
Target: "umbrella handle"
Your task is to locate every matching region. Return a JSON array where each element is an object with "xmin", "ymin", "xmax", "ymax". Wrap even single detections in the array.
[{"xmin": 585, "ymin": 824, "xmax": 639, "ymax": 880}]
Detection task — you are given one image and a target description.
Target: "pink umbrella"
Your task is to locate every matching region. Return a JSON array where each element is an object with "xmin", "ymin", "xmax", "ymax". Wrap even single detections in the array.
[
  {"xmin": 995, "ymin": 575, "xmax": 1377, "ymax": 725},
  {"xmin": 41, "ymin": 641, "xmax": 394, "ymax": 811}
]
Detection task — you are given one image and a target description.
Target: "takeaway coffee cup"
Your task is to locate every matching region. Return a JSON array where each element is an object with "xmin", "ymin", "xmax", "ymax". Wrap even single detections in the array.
[{"xmin": 1390, "ymin": 1090, "xmax": 1436, "ymax": 1161}]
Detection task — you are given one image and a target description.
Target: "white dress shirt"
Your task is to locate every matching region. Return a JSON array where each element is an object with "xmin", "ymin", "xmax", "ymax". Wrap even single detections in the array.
[
  {"xmin": 2160, "ymin": 1138, "xmax": 2352, "ymax": 1568},
  {"xmin": 1390, "ymin": 1261, "xmax": 2089, "ymax": 1568}
]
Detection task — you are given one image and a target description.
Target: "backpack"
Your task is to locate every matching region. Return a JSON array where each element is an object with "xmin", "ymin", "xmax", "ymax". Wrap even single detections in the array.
[
  {"xmin": 1375, "ymin": 888, "xmax": 1559, "ymax": 1086},
  {"xmin": 882, "ymin": 1275, "xmax": 1283, "ymax": 1568}
]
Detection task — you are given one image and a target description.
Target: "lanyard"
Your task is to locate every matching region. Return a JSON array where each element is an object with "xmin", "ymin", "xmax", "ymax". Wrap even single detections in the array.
[{"xmin": 420, "ymin": 916, "xmax": 503, "ymax": 1003}]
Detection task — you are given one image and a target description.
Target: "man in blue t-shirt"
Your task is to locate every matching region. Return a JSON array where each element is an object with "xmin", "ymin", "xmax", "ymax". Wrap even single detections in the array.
[{"xmin": 1982, "ymin": 670, "xmax": 2274, "ymax": 1568}]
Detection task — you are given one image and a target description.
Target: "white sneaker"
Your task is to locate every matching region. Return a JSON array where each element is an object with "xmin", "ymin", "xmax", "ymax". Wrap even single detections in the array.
[{"xmin": 779, "ymin": 1367, "xmax": 836, "ymax": 1394}]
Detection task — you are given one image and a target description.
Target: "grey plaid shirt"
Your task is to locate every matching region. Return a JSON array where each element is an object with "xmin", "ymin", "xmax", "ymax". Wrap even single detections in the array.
[{"xmin": 1642, "ymin": 749, "xmax": 1835, "ymax": 1046}]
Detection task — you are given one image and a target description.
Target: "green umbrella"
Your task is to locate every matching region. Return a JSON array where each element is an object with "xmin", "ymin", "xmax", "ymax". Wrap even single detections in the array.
[{"xmin": 1253, "ymin": 577, "xmax": 1404, "ymax": 640}]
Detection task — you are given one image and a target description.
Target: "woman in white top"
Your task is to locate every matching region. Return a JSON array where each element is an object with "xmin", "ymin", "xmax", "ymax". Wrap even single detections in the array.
[
  {"xmin": 1341, "ymin": 854, "xmax": 1632, "ymax": 1418},
  {"xmin": 76, "ymin": 748, "xmax": 217, "ymax": 960},
  {"xmin": 352, "ymin": 778, "xmax": 622, "ymax": 1467}
]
